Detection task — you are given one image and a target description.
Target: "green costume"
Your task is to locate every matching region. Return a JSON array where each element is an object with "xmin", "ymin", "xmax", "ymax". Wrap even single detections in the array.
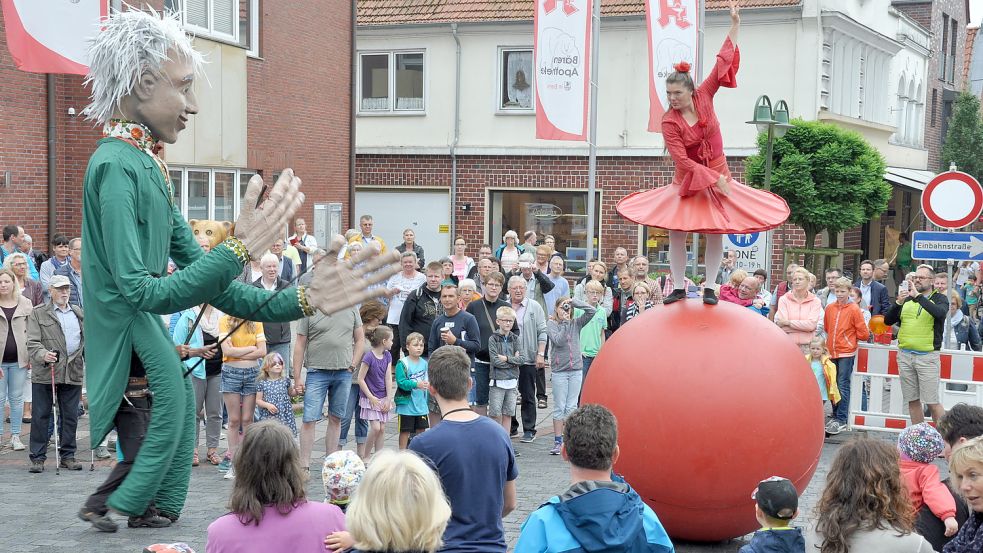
[{"xmin": 82, "ymin": 124, "xmax": 303, "ymax": 516}]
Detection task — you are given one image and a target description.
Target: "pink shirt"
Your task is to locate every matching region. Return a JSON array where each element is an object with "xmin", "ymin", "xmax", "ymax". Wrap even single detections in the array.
[{"xmin": 206, "ymin": 501, "xmax": 345, "ymax": 553}]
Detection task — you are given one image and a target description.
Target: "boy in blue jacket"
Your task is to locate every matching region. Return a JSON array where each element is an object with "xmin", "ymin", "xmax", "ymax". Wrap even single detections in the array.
[
  {"xmin": 515, "ymin": 404, "xmax": 674, "ymax": 552},
  {"xmin": 739, "ymin": 477, "xmax": 805, "ymax": 553}
]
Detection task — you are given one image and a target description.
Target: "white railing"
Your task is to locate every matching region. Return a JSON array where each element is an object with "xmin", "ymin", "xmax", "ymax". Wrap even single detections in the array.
[{"xmin": 848, "ymin": 343, "xmax": 983, "ymax": 432}]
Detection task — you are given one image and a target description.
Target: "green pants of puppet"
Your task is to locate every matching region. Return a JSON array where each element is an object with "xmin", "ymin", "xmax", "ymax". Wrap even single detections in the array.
[{"xmin": 106, "ymin": 314, "xmax": 197, "ymax": 517}]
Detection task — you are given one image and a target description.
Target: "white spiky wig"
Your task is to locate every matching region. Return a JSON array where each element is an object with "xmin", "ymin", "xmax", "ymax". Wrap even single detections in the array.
[{"xmin": 83, "ymin": 8, "xmax": 204, "ymax": 125}]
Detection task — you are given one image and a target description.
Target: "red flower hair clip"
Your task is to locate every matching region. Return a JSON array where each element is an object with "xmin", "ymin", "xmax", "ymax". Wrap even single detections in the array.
[{"xmin": 673, "ymin": 61, "xmax": 691, "ymax": 73}]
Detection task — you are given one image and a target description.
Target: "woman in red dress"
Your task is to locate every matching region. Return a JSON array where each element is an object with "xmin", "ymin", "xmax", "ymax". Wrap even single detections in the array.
[{"xmin": 617, "ymin": 0, "xmax": 789, "ymax": 305}]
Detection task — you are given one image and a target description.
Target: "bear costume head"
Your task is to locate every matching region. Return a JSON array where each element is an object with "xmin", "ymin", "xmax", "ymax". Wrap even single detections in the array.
[{"xmin": 189, "ymin": 219, "xmax": 232, "ymax": 249}]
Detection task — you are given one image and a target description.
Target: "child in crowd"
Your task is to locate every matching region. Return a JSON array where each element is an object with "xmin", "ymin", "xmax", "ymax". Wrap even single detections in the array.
[
  {"xmin": 966, "ymin": 274, "xmax": 979, "ymax": 320},
  {"xmin": 322, "ymin": 449, "xmax": 365, "ymax": 512},
  {"xmin": 488, "ymin": 306, "xmax": 522, "ymax": 434},
  {"xmin": 739, "ymin": 476, "xmax": 804, "ymax": 552},
  {"xmin": 394, "ymin": 332, "xmax": 430, "ymax": 449},
  {"xmin": 255, "ymin": 352, "xmax": 298, "ymax": 438},
  {"xmin": 823, "ymin": 277, "xmax": 869, "ymax": 435},
  {"xmin": 805, "ymin": 338, "xmax": 840, "ymax": 422},
  {"xmin": 356, "ymin": 326, "xmax": 395, "ymax": 461},
  {"xmin": 849, "ymin": 287, "xmax": 871, "ymax": 327},
  {"xmin": 579, "ymin": 280, "xmax": 608, "ymax": 382},
  {"xmin": 898, "ymin": 423, "xmax": 959, "ymax": 538}
]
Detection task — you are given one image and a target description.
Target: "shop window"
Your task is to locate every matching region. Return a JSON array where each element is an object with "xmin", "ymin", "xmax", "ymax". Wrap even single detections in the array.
[{"xmin": 487, "ymin": 190, "xmax": 600, "ymax": 275}]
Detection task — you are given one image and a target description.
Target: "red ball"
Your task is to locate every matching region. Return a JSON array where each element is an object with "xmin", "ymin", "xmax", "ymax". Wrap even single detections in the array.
[{"xmin": 581, "ymin": 300, "xmax": 824, "ymax": 541}]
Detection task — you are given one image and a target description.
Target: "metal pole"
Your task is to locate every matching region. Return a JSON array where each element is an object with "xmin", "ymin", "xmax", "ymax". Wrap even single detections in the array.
[
  {"xmin": 691, "ymin": 0, "xmax": 706, "ymax": 281},
  {"xmin": 47, "ymin": 75, "xmax": 57, "ymax": 248},
  {"xmin": 585, "ymin": 0, "xmax": 600, "ymax": 262},
  {"xmin": 944, "ymin": 256, "xmax": 953, "ymax": 350},
  {"xmin": 762, "ymin": 124, "xmax": 775, "ymax": 287}
]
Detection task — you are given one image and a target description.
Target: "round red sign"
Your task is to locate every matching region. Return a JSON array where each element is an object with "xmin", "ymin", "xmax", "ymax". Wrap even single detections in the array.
[{"xmin": 921, "ymin": 171, "xmax": 983, "ymax": 229}]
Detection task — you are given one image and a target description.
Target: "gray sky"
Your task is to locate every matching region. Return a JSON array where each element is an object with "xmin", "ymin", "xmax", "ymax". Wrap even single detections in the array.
[{"xmin": 972, "ymin": 0, "xmax": 982, "ymax": 27}]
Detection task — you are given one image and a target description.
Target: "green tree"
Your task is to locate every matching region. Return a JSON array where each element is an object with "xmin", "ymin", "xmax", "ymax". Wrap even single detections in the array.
[
  {"xmin": 941, "ymin": 91, "xmax": 983, "ymax": 177},
  {"xmin": 745, "ymin": 119, "xmax": 891, "ymax": 253}
]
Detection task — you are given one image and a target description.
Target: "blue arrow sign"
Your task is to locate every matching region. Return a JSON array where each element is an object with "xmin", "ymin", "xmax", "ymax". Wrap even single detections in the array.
[{"xmin": 912, "ymin": 231, "xmax": 983, "ymax": 261}]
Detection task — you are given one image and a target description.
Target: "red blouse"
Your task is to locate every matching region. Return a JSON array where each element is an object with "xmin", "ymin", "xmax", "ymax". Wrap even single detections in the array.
[{"xmin": 661, "ymin": 37, "xmax": 740, "ymax": 197}]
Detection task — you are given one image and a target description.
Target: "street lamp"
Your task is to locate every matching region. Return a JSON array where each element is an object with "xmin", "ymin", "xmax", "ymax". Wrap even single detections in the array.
[{"xmin": 746, "ymin": 95, "xmax": 793, "ymax": 191}]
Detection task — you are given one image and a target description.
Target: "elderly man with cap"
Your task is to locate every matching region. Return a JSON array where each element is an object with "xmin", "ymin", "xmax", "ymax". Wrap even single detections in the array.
[{"xmin": 26, "ymin": 274, "xmax": 85, "ymax": 473}]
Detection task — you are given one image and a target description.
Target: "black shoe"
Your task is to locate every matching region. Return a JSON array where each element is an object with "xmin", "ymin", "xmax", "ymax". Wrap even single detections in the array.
[
  {"xmin": 60, "ymin": 457, "xmax": 83, "ymax": 471},
  {"xmin": 703, "ymin": 288, "xmax": 718, "ymax": 305},
  {"xmin": 79, "ymin": 508, "xmax": 118, "ymax": 533},
  {"xmin": 159, "ymin": 511, "xmax": 180, "ymax": 523},
  {"xmin": 128, "ymin": 512, "xmax": 172, "ymax": 529},
  {"xmin": 28, "ymin": 460, "xmax": 44, "ymax": 473},
  {"xmin": 520, "ymin": 431, "xmax": 536, "ymax": 443},
  {"xmin": 663, "ymin": 288, "xmax": 686, "ymax": 304}
]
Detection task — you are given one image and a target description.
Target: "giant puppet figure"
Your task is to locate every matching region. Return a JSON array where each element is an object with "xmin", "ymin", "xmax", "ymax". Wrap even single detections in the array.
[
  {"xmin": 617, "ymin": 0, "xmax": 789, "ymax": 303},
  {"xmin": 76, "ymin": 10, "xmax": 398, "ymax": 527}
]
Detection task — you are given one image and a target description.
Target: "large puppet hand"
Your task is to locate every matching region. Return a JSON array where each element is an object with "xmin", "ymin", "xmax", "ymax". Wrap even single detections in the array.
[
  {"xmin": 306, "ymin": 236, "xmax": 400, "ymax": 315},
  {"xmin": 234, "ymin": 170, "xmax": 305, "ymax": 260}
]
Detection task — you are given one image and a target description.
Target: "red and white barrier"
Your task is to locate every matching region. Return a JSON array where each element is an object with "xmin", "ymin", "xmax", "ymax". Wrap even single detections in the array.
[{"xmin": 849, "ymin": 343, "xmax": 983, "ymax": 432}]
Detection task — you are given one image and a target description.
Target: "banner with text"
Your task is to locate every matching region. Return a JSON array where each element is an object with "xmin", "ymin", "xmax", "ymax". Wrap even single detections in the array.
[
  {"xmin": 535, "ymin": 0, "xmax": 593, "ymax": 141},
  {"xmin": 1, "ymin": 0, "xmax": 107, "ymax": 74},
  {"xmin": 645, "ymin": 0, "xmax": 700, "ymax": 132}
]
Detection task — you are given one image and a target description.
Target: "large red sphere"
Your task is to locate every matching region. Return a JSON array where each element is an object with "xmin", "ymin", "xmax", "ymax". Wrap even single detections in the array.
[{"xmin": 581, "ymin": 299, "xmax": 823, "ymax": 541}]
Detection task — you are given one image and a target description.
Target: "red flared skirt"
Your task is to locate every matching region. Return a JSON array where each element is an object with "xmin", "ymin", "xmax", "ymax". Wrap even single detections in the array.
[{"xmin": 617, "ymin": 157, "xmax": 790, "ymax": 234}]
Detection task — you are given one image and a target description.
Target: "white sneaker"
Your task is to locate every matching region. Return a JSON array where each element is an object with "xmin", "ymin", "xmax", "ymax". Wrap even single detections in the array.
[
  {"xmin": 224, "ymin": 466, "xmax": 236, "ymax": 480},
  {"xmin": 10, "ymin": 435, "xmax": 25, "ymax": 451}
]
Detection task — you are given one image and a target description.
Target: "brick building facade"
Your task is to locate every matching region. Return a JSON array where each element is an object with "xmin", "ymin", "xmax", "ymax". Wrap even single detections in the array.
[
  {"xmin": 0, "ymin": 1, "xmax": 352, "ymax": 251},
  {"xmin": 894, "ymin": 0, "xmax": 970, "ymax": 171}
]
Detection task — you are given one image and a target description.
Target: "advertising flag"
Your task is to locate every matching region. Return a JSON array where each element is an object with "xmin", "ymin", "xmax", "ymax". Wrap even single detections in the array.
[
  {"xmin": 1, "ymin": 0, "xmax": 108, "ymax": 74},
  {"xmin": 534, "ymin": 0, "xmax": 592, "ymax": 141},
  {"xmin": 645, "ymin": 0, "xmax": 700, "ymax": 132}
]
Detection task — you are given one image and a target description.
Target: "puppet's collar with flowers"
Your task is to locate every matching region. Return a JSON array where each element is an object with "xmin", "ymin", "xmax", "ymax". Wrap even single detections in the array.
[{"xmin": 104, "ymin": 119, "xmax": 163, "ymax": 156}]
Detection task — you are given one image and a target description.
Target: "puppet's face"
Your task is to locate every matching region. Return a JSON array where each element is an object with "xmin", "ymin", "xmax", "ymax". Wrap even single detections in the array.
[
  {"xmin": 133, "ymin": 51, "xmax": 198, "ymax": 144},
  {"xmin": 189, "ymin": 219, "xmax": 232, "ymax": 249}
]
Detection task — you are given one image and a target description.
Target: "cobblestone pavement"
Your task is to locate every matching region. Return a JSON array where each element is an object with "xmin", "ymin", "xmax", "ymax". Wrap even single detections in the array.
[{"xmin": 0, "ymin": 404, "xmax": 903, "ymax": 553}]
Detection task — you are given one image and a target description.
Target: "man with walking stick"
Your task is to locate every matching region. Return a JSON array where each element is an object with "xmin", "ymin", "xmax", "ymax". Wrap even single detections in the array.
[{"xmin": 26, "ymin": 275, "xmax": 84, "ymax": 473}]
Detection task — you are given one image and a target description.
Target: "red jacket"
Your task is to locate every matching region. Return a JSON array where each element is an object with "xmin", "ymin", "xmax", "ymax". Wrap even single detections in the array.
[
  {"xmin": 719, "ymin": 284, "xmax": 752, "ymax": 307},
  {"xmin": 824, "ymin": 300, "xmax": 870, "ymax": 358},
  {"xmin": 900, "ymin": 459, "xmax": 957, "ymax": 520}
]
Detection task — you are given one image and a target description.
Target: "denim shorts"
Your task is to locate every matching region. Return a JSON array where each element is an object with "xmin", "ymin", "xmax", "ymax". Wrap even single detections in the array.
[
  {"xmin": 302, "ymin": 369, "xmax": 353, "ymax": 423},
  {"xmin": 220, "ymin": 365, "xmax": 259, "ymax": 396}
]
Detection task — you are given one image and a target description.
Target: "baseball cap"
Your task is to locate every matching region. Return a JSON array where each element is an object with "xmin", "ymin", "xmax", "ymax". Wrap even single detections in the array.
[
  {"xmin": 752, "ymin": 476, "xmax": 798, "ymax": 520},
  {"xmin": 49, "ymin": 275, "xmax": 71, "ymax": 288}
]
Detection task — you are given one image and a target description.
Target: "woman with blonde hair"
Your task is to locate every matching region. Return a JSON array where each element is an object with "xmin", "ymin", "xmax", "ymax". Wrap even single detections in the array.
[
  {"xmin": 0, "ymin": 268, "xmax": 32, "ymax": 451},
  {"xmin": 945, "ymin": 436, "xmax": 983, "ymax": 552},
  {"xmin": 775, "ymin": 267, "xmax": 822, "ymax": 347},
  {"xmin": 343, "ymin": 449, "xmax": 451, "ymax": 553},
  {"xmin": 3, "ymin": 252, "xmax": 42, "ymax": 306},
  {"xmin": 206, "ymin": 421, "xmax": 345, "ymax": 552},
  {"xmin": 805, "ymin": 438, "xmax": 933, "ymax": 552}
]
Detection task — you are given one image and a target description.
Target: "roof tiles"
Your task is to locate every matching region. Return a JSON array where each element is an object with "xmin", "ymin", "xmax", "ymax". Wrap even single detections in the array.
[
  {"xmin": 358, "ymin": 0, "xmax": 802, "ymax": 26},
  {"xmin": 965, "ymin": 27, "xmax": 978, "ymax": 85}
]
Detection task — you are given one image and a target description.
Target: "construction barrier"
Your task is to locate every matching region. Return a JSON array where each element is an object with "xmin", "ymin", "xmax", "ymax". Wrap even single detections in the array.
[{"xmin": 849, "ymin": 343, "xmax": 983, "ymax": 432}]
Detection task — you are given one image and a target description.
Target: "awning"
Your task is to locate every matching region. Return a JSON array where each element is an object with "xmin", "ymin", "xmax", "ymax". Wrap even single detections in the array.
[{"xmin": 884, "ymin": 166, "xmax": 936, "ymax": 192}]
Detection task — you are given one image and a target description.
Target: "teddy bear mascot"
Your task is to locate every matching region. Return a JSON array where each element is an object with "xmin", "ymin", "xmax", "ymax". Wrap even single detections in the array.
[{"xmin": 75, "ymin": 9, "xmax": 398, "ymax": 531}]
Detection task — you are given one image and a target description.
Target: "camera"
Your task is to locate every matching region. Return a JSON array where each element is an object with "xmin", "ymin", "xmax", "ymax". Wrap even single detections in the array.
[{"xmin": 560, "ymin": 303, "xmax": 571, "ymax": 312}]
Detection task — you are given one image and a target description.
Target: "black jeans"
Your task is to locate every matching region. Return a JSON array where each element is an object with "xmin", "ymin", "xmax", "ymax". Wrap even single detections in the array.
[
  {"xmin": 28, "ymin": 381, "xmax": 82, "ymax": 463},
  {"xmin": 536, "ymin": 366, "xmax": 547, "ymax": 401},
  {"xmin": 518, "ymin": 364, "xmax": 538, "ymax": 434},
  {"xmin": 84, "ymin": 395, "xmax": 152, "ymax": 516}
]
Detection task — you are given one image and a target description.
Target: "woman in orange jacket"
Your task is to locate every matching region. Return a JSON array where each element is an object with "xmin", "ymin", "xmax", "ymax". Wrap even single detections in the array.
[{"xmin": 823, "ymin": 277, "xmax": 870, "ymax": 435}]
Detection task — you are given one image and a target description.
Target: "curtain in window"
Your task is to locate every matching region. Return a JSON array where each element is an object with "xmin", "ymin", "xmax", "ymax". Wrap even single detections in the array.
[{"xmin": 506, "ymin": 51, "xmax": 532, "ymax": 108}]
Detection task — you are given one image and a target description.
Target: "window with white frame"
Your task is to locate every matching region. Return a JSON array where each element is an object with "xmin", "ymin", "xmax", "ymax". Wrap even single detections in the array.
[
  {"xmin": 165, "ymin": 0, "xmax": 256, "ymax": 48},
  {"xmin": 822, "ymin": 25, "xmax": 897, "ymax": 126},
  {"xmin": 168, "ymin": 167, "xmax": 257, "ymax": 222},
  {"xmin": 499, "ymin": 48, "xmax": 533, "ymax": 111},
  {"xmin": 358, "ymin": 51, "xmax": 425, "ymax": 113}
]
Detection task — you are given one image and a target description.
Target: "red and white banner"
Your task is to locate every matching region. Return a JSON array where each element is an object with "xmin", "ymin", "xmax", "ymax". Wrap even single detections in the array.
[
  {"xmin": 645, "ymin": 0, "xmax": 700, "ymax": 132},
  {"xmin": 1, "ymin": 0, "xmax": 107, "ymax": 75},
  {"xmin": 534, "ymin": 0, "xmax": 592, "ymax": 141}
]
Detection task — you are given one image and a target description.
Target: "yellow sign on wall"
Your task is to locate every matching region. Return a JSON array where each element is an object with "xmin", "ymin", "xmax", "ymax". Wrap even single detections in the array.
[{"xmin": 438, "ymin": 224, "xmax": 450, "ymax": 233}]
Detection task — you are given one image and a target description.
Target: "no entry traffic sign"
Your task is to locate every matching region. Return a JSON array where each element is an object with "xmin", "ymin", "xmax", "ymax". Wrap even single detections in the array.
[{"xmin": 921, "ymin": 171, "xmax": 983, "ymax": 229}]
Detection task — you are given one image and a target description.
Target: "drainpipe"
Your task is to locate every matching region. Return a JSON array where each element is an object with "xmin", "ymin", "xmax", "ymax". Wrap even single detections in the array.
[
  {"xmin": 349, "ymin": 0, "xmax": 357, "ymax": 228},
  {"xmin": 450, "ymin": 23, "xmax": 461, "ymax": 241},
  {"xmin": 47, "ymin": 74, "xmax": 57, "ymax": 244}
]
